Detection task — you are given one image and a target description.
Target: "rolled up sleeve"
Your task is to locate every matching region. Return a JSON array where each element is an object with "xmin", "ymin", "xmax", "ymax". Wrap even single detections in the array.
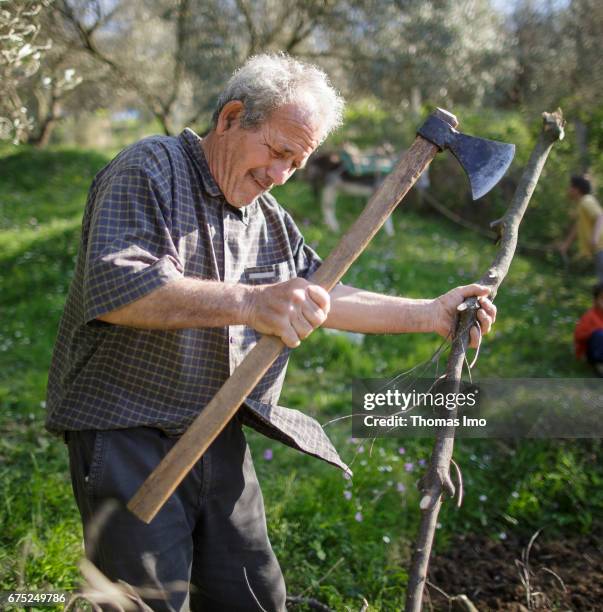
[
  {"xmin": 83, "ymin": 167, "xmax": 184, "ymax": 323},
  {"xmin": 296, "ymin": 241, "xmax": 324, "ymax": 280},
  {"xmin": 281, "ymin": 209, "xmax": 324, "ymax": 279}
]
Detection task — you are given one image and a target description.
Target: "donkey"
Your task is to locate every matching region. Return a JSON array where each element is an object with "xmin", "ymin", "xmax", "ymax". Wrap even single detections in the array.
[{"xmin": 305, "ymin": 143, "xmax": 430, "ymax": 236}]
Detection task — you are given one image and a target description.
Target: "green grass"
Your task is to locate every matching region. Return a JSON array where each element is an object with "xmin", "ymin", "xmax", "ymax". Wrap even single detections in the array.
[{"xmin": 1, "ymin": 146, "xmax": 602, "ymax": 611}]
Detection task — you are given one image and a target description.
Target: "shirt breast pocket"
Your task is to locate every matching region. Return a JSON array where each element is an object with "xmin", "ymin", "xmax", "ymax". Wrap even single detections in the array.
[{"xmin": 242, "ymin": 261, "xmax": 293, "ymax": 285}]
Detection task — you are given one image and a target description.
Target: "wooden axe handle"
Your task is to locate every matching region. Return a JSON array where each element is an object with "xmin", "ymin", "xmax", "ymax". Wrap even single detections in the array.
[{"xmin": 128, "ymin": 112, "xmax": 457, "ymax": 523}]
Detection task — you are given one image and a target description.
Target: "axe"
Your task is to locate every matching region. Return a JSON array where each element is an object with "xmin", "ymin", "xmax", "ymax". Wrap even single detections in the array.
[{"xmin": 128, "ymin": 108, "xmax": 515, "ymax": 523}]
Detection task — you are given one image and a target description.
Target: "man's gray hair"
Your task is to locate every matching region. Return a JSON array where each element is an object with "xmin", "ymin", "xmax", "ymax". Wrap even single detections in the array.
[{"xmin": 212, "ymin": 53, "xmax": 345, "ymax": 142}]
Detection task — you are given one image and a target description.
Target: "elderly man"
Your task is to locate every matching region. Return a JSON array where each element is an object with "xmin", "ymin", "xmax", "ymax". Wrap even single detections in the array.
[{"xmin": 46, "ymin": 54, "xmax": 496, "ymax": 611}]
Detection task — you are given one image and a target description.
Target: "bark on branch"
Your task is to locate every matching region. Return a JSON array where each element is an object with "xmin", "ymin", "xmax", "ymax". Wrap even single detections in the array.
[{"xmin": 404, "ymin": 109, "xmax": 565, "ymax": 612}]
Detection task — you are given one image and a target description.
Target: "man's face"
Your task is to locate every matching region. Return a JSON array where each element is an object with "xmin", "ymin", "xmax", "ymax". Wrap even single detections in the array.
[
  {"xmin": 595, "ymin": 293, "xmax": 603, "ymax": 311},
  {"xmin": 211, "ymin": 102, "xmax": 321, "ymax": 207}
]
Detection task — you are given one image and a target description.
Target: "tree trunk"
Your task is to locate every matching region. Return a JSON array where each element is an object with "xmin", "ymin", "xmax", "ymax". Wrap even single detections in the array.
[
  {"xmin": 29, "ymin": 98, "xmax": 61, "ymax": 148},
  {"xmin": 157, "ymin": 112, "xmax": 173, "ymax": 136},
  {"xmin": 33, "ymin": 117, "xmax": 58, "ymax": 148}
]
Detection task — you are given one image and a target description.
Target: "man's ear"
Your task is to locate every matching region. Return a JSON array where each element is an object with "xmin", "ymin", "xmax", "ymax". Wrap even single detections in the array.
[{"xmin": 216, "ymin": 100, "xmax": 244, "ymax": 134}]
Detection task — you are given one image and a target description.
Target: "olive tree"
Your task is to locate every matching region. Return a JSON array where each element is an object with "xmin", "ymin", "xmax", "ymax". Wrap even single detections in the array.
[{"xmin": 0, "ymin": 0, "xmax": 53, "ymax": 142}]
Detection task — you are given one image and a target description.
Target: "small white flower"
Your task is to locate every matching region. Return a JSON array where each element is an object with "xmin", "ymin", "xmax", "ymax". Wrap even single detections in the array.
[
  {"xmin": 382, "ymin": 536, "xmax": 391, "ymax": 544},
  {"xmin": 479, "ymin": 494, "xmax": 487, "ymax": 502}
]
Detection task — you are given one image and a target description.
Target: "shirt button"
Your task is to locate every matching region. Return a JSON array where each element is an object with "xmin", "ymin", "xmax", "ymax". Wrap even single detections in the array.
[{"xmin": 229, "ymin": 336, "xmax": 234, "ymax": 344}]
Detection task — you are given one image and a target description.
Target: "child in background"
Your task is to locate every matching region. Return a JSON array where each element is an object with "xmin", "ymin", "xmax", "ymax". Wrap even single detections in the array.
[
  {"xmin": 574, "ymin": 282, "xmax": 603, "ymax": 376},
  {"xmin": 559, "ymin": 176, "xmax": 603, "ymax": 281}
]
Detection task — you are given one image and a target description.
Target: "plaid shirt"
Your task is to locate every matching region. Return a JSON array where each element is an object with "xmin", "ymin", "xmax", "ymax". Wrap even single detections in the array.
[{"xmin": 45, "ymin": 128, "xmax": 349, "ymax": 474}]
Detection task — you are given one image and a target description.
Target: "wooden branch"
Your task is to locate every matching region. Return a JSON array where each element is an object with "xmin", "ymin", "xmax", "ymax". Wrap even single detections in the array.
[{"xmin": 404, "ymin": 110, "xmax": 565, "ymax": 612}]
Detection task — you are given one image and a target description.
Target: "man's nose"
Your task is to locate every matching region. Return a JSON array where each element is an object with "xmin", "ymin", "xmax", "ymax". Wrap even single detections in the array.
[{"xmin": 266, "ymin": 160, "xmax": 294, "ymax": 186}]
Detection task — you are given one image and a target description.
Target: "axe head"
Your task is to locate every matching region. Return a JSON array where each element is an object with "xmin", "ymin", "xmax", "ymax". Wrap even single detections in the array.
[
  {"xmin": 418, "ymin": 110, "xmax": 516, "ymax": 200},
  {"xmin": 449, "ymin": 132, "xmax": 516, "ymax": 200}
]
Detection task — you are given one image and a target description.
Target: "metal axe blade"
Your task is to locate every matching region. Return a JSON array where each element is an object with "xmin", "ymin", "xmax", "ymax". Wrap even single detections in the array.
[
  {"xmin": 450, "ymin": 133, "xmax": 515, "ymax": 200},
  {"xmin": 417, "ymin": 110, "xmax": 515, "ymax": 200}
]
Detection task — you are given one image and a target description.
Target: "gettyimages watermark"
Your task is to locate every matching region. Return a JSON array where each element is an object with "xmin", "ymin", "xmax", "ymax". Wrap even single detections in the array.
[{"xmin": 351, "ymin": 378, "xmax": 603, "ymax": 438}]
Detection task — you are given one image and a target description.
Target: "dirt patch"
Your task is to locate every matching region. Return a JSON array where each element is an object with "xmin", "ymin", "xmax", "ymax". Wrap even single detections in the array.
[{"xmin": 427, "ymin": 530, "xmax": 603, "ymax": 611}]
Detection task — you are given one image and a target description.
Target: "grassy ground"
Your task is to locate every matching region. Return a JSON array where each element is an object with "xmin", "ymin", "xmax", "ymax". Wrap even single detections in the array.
[{"xmin": 1, "ymin": 144, "xmax": 602, "ymax": 611}]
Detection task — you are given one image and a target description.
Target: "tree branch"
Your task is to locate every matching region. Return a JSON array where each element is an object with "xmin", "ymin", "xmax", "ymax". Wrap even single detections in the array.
[
  {"xmin": 285, "ymin": 15, "xmax": 317, "ymax": 53},
  {"xmin": 284, "ymin": 1, "xmax": 335, "ymax": 53},
  {"xmin": 56, "ymin": 0, "xmax": 173, "ymax": 131},
  {"xmin": 404, "ymin": 109, "xmax": 565, "ymax": 612},
  {"xmin": 235, "ymin": 0, "xmax": 259, "ymax": 56}
]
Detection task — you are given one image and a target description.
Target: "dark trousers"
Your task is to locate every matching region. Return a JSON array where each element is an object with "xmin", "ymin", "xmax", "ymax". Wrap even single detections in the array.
[
  {"xmin": 66, "ymin": 418, "xmax": 286, "ymax": 611},
  {"xmin": 587, "ymin": 329, "xmax": 603, "ymax": 364}
]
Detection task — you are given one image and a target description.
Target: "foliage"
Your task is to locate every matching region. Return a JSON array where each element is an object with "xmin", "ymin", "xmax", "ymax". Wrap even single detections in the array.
[
  {"xmin": 324, "ymin": 98, "xmax": 415, "ymax": 150},
  {"xmin": 50, "ymin": 0, "xmax": 358, "ymax": 135},
  {"xmin": 47, "ymin": 0, "xmax": 595, "ymax": 135},
  {"xmin": 509, "ymin": 0, "xmax": 603, "ymax": 114},
  {"xmin": 340, "ymin": 0, "xmax": 515, "ymax": 109},
  {"xmin": 3, "ymin": 0, "xmax": 601, "ymax": 192},
  {"xmin": 1, "ymin": 146, "xmax": 602, "ymax": 610},
  {"xmin": 0, "ymin": 0, "xmax": 53, "ymax": 143}
]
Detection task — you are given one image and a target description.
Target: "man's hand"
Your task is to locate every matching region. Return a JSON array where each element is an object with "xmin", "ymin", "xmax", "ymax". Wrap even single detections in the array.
[
  {"xmin": 243, "ymin": 278, "xmax": 330, "ymax": 348},
  {"xmin": 431, "ymin": 284, "xmax": 497, "ymax": 349}
]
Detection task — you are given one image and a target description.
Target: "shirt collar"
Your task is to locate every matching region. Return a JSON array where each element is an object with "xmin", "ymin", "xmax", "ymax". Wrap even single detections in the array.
[{"xmin": 224, "ymin": 200, "xmax": 253, "ymax": 225}]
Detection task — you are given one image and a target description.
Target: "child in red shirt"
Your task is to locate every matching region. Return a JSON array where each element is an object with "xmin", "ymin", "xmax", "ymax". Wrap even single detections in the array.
[{"xmin": 574, "ymin": 283, "xmax": 603, "ymax": 376}]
